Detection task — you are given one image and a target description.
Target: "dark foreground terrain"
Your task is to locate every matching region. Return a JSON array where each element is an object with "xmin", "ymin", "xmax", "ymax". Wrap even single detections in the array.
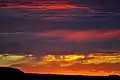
[{"xmin": 0, "ymin": 67, "xmax": 120, "ymax": 80}]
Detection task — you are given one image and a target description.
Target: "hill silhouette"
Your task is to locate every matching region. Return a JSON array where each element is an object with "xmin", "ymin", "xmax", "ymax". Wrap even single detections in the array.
[
  {"xmin": 0, "ymin": 67, "xmax": 120, "ymax": 80},
  {"xmin": 0, "ymin": 67, "xmax": 24, "ymax": 80}
]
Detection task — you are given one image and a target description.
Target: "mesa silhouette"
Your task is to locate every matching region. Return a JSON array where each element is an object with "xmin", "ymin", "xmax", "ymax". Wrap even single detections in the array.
[
  {"xmin": 0, "ymin": 67, "xmax": 24, "ymax": 80},
  {"xmin": 0, "ymin": 67, "xmax": 119, "ymax": 80}
]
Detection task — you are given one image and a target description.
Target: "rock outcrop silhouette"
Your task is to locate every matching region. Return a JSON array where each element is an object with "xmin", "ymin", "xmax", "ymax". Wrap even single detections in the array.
[
  {"xmin": 0, "ymin": 67, "xmax": 120, "ymax": 80},
  {"xmin": 0, "ymin": 67, "xmax": 24, "ymax": 80}
]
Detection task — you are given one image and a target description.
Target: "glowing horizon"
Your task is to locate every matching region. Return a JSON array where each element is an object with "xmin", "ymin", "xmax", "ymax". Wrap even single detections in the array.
[{"xmin": 0, "ymin": 52, "xmax": 120, "ymax": 76}]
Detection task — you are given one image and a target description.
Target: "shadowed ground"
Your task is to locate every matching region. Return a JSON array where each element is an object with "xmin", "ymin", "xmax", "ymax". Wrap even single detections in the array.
[{"xmin": 0, "ymin": 67, "xmax": 120, "ymax": 80}]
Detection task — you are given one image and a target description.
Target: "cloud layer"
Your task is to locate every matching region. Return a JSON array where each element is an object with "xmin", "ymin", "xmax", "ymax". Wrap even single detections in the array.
[
  {"xmin": 0, "ymin": 0, "xmax": 120, "ymax": 54},
  {"xmin": 0, "ymin": 53, "xmax": 120, "ymax": 76}
]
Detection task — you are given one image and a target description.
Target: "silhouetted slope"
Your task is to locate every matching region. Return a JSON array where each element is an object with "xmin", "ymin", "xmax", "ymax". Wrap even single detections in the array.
[
  {"xmin": 0, "ymin": 67, "xmax": 120, "ymax": 80},
  {"xmin": 25, "ymin": 73, "xmax": 120, "ymax": 80},
  {"xmin": 0, "ymin": 67, "xmax": 24, "ymax": 80}
]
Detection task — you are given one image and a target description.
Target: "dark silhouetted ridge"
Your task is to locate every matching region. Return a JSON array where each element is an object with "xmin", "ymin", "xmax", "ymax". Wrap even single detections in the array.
[
  {"xmin": 0, "ymin": 67, "xmax": 120, "ymax": 80},
  {"xmin": 0, "ymin": 67, "xmax": 24, "ymax": 80}
]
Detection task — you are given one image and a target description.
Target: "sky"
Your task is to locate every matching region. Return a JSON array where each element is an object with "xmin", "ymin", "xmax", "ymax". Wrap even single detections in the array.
[
  {"xmin": 0, "ymin": 0, "xmax": 120, "ymax": 54},
  {"xmin": 0, "ymin": 0, "xmax": 120, "ymax": 76}
]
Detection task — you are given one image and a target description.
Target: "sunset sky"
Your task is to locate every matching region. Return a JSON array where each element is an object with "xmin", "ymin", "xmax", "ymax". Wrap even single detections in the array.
[{"xmin": 0, "ymin": 0, "xmax": 120, "ymax": 76}]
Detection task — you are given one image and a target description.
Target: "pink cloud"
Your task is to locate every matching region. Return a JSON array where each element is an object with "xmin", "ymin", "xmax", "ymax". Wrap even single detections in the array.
[{"xmin": 40, "ymin": 30, "xmax": 120, "ymax": 42}]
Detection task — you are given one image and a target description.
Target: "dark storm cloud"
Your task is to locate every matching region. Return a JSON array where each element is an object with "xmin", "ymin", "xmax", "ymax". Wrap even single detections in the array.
[
  {"xmin": 72, "ymin": 0, "xmax": 120, "ymax": 12},
  {"xmin": 0, "ymin": 0, "xmax": 118, "ymax": 12},
  {"xmin": 1, "ymin": 0, "xmax": 120, "ymax": 12},
  {"xmin": 0, "ymin": 7, "xmax": 120, "ymax": 33}
]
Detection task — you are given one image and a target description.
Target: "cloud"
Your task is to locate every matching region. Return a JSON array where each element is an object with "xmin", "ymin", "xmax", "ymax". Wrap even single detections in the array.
[
  {"xmin": 0, "ymin": 29, "xmax": 120, "ymax": 54},
  {"xmin": 0, "ymin": 7, "xmax": 120, "ymax": 33},
  {"xmin": 1, "ymin": 53, "xmax": 120, "ymax": 75},
  {"xmin": 40, "ymin": 30, "xmax": 120, "ymax": 42},
  {"xmin": 0, "ymin": 3, "xmax": 89, "ymax": 10},
  {"xmin": 1, "ymin": 0, "xmax": 120, "ymax": 12},
  {"xmin": 0, "ymin": 0, "xmax": 120, "ymax": 53},
  {"xmin": 0, "ymin": 1, "xmax": 120, "ymax": 33}
]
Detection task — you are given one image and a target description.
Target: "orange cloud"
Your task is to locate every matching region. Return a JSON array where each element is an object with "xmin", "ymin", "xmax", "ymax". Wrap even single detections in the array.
[
  {"xmin": 34, "ymin": 53, "xmax": 120, "ymax": 75},
  {"xmin": 0, "ymin": 3, "xmax": 89, "ymax": 10},
  {"xmin": 1, "ymin": 53, "xmax": 120, "ymax": 76}
]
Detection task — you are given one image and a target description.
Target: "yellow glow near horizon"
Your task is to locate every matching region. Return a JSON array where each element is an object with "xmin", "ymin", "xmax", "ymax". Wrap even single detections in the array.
[
  {"xmin": 0, "ymin": 53, "xmax": 120, "ymax": 76},
  {"xmin": 43, "ymin": 54, "xmax": 85, "ymax": 62}
]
